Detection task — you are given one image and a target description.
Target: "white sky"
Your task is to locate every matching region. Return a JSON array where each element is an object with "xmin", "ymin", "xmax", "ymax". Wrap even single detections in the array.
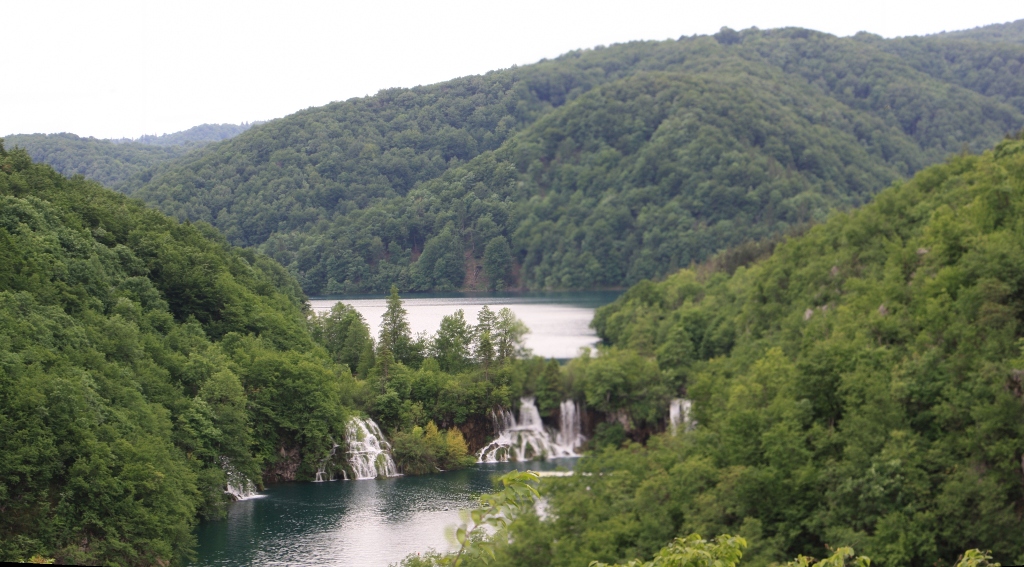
[{"xmin": 3, "ymin": 0, "xmax": 1022, "ymax": 140}]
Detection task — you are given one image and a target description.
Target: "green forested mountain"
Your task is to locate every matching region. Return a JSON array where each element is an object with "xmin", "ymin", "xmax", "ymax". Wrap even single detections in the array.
[
  {"xmin": 4, "ymin": 123, "xmax": 252, "ymax": 193},
  {"xmin": 0, "ymin": 143, "xmax": 351, "ymax": 565},
  {"xmin": 125, "ymin": 25, "xmax": 1024, "ymax": 295},
  {"xmin": 114, "ymin": 123, "xmax": 255, "ymax": 147},
  {"xmin": 935, "ymin": 19, "xmax": 1024, "ymax": 44},
  {"xmin": 472, "ymin": 135, "xmax": 1024, "ymax": 566}
]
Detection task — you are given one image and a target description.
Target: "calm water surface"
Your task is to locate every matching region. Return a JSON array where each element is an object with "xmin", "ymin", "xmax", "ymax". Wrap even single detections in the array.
[
  {"xmin": 193, "ymin": 459, "xmax": 578, "ymax": 567},
  {"xmin": 309, "ymin": 291, "xmax": 621, "ymax": 360}
]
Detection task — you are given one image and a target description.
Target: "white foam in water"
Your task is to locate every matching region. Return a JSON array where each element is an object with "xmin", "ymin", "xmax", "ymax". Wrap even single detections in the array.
[
  {"xmin": 221, "ymin": 457, "xmax": 263, "ymax": 500},
  {"xmin": 477, "ymin": 396, "xmax": 586, "ymax": 462},
  {"xmin": 669, "ymin": 398, "xmax": 694, "ymax": 436},
  {"xmin": 345, "ymin": 417, "xmax": 399, "ymax": 479}
]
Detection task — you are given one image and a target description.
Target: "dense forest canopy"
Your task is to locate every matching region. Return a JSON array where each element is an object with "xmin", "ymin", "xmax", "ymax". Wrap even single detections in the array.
[
  {"xmin": 463, "ymin": 134, "xmax": 1024, "ymax": 567},
  {"xmin": 115, "ymin": 24, "xmax": 1024, "ymax": 295},
  {"xmin": 4, "ymin": 123, "xmax": 253, "ymax": 193},
  {"xmin": 0, "ymin": 143, "xmax": 351, "ymax": 565}
]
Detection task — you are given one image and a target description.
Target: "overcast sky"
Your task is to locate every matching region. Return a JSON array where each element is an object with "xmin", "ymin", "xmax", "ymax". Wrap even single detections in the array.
[{"xmin": 3, "ymin": 0, "xmax": 1022, "ymax": 140}]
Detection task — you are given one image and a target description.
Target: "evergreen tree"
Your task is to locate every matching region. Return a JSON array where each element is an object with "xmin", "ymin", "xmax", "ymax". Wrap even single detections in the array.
[
  {"xmin": 431, "ymin": 309, "xmax": 473, "ymax": 373},
  {"xmin": 494, "ymin": 307, "xmax": 529, "ymax": 361},
  {"xmin": 379, "ymin": 285, "xmax": 414, "ymax": 365},
  {"xmin": 475, "ymin": 306, "xmax": 500, "ymax": 376}
]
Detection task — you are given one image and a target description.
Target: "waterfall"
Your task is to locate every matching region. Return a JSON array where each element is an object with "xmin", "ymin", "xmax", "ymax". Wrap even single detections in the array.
[
  {"xmin": 314, "ymin": 439, "xmax": 340, "ymax": 482},
  {"xmin": 477, "ymin": 396, "xmax": 585, "ymax": 462},
  {"xmin": 669, "ymin": 398, "xmax": 694, "ymax": 436},
  {"xmin": 555, "ymin": 399, "xmax": 586, "ymax": 450},
  {"xmin": 345, "ymin": 416, "xmax": 399, "ymax": 479},
  {"xmin": 221, "ymin": 457, "xmax": 262, "ymax": 500}
]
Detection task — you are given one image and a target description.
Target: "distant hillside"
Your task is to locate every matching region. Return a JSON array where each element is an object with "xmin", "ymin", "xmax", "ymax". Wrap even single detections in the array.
[
  {"xmin": 4, "ymin": 123, "xmax": 253, "ymax": 192},
  {"xmin": 128, "ymin": 26, "xmax": 1024, "ymax": 295},
  {"xmin": 931, "ymin": 18, "xmax": 1024, "ymax": 44},
  {"xmin": 113, "ymin": 122, "xmax": 257, "ymax": 147}
]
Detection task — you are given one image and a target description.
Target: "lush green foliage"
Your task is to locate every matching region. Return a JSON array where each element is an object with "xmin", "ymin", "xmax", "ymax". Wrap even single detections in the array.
[
  {"xmin": 345, "ymin": 298, "xmax": 537, "ymax": 442},
  {"xmin": 397, "ymin": 475, "xmax": 989, "ymax": 567},
  {"xmin": 123, "ymin": 27, "xmax": 1024, "ymax": 294},
  {"xmin": 397, "ymin": 470, "xmax": 541, "ymax": 567},
  {"xmin": 4, "ymin": 133, "xmax": 191, "ymax": 193},
  {"xmin": 469, "ymin": 135, "xmax": 1024, "ymax": 567},
  {"xmin": 589, "ymin": 534, "xmax": 749, "ymax": 567},
  {"xmin": 4, "ymin": 124, "xmax": 252, "ymax": 193},
  {"xmin": 0, "ymin": 145, "xmax": 352, "ymax": 565},
  {"xmin": 391, "ymin": 421, "xmax": 476, "ymax": 475}
]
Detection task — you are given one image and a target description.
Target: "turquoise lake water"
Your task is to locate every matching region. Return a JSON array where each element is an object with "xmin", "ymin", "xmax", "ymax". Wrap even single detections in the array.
[{"xmin": 192, "ymin": 459, "xmax": 578, "ymax": 567}]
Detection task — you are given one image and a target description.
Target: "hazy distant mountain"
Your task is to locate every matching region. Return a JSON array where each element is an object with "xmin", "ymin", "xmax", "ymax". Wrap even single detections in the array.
[
  {"xmin": 112, "ymin": 122, "xmax": 259, "ymax": 147},
  {"xmin": 3, "ymin": 123, "xmax": 254, "ymax": 192},
  {"xmin": 930, "ymin": 18, "xmax": 1024, "ymax": 44}
]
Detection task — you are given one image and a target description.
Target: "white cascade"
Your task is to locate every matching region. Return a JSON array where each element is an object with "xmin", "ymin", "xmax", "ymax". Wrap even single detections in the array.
[
  {"xmin": 555, "ymin": 399, "xmax": 586, "ymax": 451},
  {"xmin": 669, "ymin": 398, "xmax": 694, "ymax": 436},
  {"xmin": 477, "ymin": 396, "xmax": 585, "ymax": 462},
  {"xmin": 221, "ymin": 457, "xmax": 262, "ymax": 500},
  {"xmin": 314, "ymin": 439, "xmax": 340, "ymax": 482},
  {"xmin": 345, "ymin": 416, "xmax": 399, "ymax": 479}
]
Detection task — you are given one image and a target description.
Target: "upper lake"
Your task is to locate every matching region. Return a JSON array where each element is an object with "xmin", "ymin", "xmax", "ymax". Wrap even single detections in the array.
[{"xmin": 309, "ymin": 291, "xmax": 621, "ymax": 360}]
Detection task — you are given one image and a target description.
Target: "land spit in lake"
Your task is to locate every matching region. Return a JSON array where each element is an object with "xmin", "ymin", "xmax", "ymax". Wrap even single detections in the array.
[{"xmin": 309, "ymin": 291, "xmax": 621, "ymax": 360}]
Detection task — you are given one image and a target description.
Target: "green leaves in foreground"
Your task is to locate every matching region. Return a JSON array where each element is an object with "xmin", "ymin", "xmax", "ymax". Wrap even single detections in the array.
[
  {"xmin": 589, "ymin": 534, "xmax": 748, "ymax": 567},
  {"xmin": 398, "ymin": 470, "xmax": 1001, "ymax": 567},
  {"xmin": 445, "ymin": 470, "xmax": 540, "ymax": 566}
]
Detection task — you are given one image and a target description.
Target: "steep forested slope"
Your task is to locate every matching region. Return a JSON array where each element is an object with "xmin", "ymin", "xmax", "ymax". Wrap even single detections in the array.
[
  {"xmin": 5, "ymin": 123, "xmax": 252, "ymax": 193},
  {"xmin": 127, "ymin": 26, "xmax": 1024, "ymax": 295},
  {"xmin": 489, "ymin": 135, "xmax": 1024, "ymax": 566},
  {"xmin": 0, "ymin": 143, "xmax": 351, "ymax": 565}
]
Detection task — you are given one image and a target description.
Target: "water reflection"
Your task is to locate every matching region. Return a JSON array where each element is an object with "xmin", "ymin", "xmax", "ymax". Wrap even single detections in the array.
[{"xmin": 193, "ymin": 459, "xmax": 578, "ymax": 567}]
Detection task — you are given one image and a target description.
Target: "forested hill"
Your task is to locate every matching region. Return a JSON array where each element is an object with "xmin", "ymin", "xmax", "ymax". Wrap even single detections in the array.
[
  {"xmin": 93, "ymin": 25, "xmax": 1024, "ymax": 294},
  {"xmin": 4, "ymin": 123, "xmax": 253, "ymax": 193},
  {"xmin": 479, "ymin": 133, "xmax": 1024, "ymax": 567},
  {"xmin": 933, "ymin": 19, "xmax": 1024, "ymax": 44},
  {"xmin": 0, "ymin": 143, "xmax": 354, "ymax": 565},
  {"xmin": 113, "ymin": 122, "xmax": 255, "ymax": 147}
]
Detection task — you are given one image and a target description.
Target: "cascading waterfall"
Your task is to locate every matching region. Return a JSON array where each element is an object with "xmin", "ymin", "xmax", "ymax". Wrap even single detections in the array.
[
  {"xmin": 314, "ymin": 439, "xmax": 340, "ymax": 482},
  {"xmin": 477, "ymin": 396, "xmax": 586, "ymax": 462},
  {"xmin": 345, "ymin": 416, "xmax": 399, "ymax": 479},
  {"xmin": 555, "ymin": 399, "xmax": 586, "ymax": 450},
  {"xmin": 669, "ymin": 398, "xmax": 694, "ymax": 436},
  {"xmin": 221, "ymin": 457, "xmax": 261, "ymax": 500}
]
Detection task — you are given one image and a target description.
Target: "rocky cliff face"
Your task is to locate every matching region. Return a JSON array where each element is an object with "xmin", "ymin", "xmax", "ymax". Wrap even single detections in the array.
[{"xmin": 263, "ymin": 444, "xmax": 302, "ymax": 483}]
